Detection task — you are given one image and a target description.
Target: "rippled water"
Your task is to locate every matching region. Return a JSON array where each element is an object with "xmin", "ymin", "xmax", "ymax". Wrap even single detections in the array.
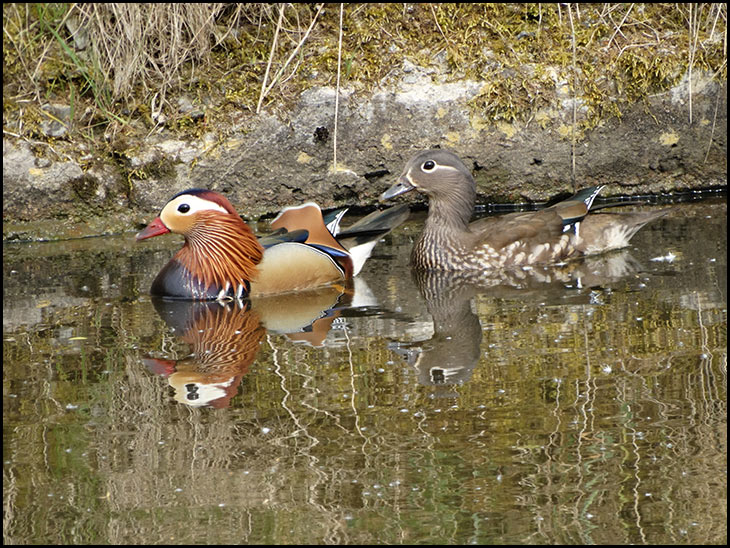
[{"xmin": 3, "ymin": 198, "xmax": 727, "ymax": 545}]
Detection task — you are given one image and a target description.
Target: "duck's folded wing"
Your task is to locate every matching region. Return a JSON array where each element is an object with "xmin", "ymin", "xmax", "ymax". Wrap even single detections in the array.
[
  {"xmin": 258, "ymin": 228, "xmax": 310, "ymax": 248},
  {"xmin": 250, "ymin": 242, "xmax": 350, "ymax": 296},
  {"xmin": 466, "ymin": 186, "xmax": 604, "ymax": 262},
  {"xmin": 469, "ymin": 208, "xmax": 568, "ymax": 252}
]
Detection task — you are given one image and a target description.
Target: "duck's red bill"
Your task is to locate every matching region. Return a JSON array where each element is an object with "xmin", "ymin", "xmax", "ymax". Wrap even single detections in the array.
[
  {"xmin": 142, "ymin": 357, "xmax": 176, "ymax": 377},
  {"xmin": 136, "ymin": 217, "xmax": 170, "ymax": 241}
]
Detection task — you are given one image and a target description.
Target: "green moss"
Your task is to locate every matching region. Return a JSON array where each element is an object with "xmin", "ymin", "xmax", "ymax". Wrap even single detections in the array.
[{"xmin": 116, "ymin": 157, "xmax": 177, "ymax": 188}]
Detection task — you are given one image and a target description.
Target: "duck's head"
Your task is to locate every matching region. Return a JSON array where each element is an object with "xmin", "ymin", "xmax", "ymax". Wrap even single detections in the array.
[
  {"xmin": 136, "ymin": 188, "xmax": 241, "ymax": 241},
  {"xmin": 136, "ymin": 189, "xmax": 264, "ymax": 300},
  {"xmin": 381, "ymin": 149, "xmax": 476, "ymax": 226}
]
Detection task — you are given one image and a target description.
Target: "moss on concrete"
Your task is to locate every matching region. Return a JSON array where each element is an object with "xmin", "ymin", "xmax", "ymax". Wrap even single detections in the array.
[{"xmin": 4, "ymin": 4, "xmax": 726, "ymax": 157}]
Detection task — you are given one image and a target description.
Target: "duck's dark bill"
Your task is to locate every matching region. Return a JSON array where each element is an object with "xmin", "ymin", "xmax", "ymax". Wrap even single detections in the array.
[{"xmin": 380, "ymin": 179, "xmax": 415, "ymax": 201}]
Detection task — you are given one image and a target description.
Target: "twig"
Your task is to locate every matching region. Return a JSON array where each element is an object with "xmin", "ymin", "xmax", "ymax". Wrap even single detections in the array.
[
  {"xmin": 703, "ymin": 79, "xmax": 724, "ymax": 164},
  {"xmin": 605, "ymin": 3, "xmax": 634, "ymax": 51},
  {"xmin": 707, "ymin": 3, "xmax": 723, "ymax": 42},
  {"xmin": 429, "ymin": 4, "xmax": 448, "ymax": 44},
  {"xmin": 688, "ymin": 3, "xmax": 694, "ymax": 125},
  {"xmin": 333, "ymin": 3, "xmax": 344, "ymax": 172},
  {"xmin": 258, "ymin": 3, "xmax": 324, "ymax": 114},
  {"xmin": 567, "ymin": 3, "xmax": 578, "ymax": 192},
  {"xmin": 686, "ymin": 3, "xmax": 707, "ymax": 126},
  {"xmin": 256, "ymin": 3, "xmax": 285, "ymax": 114}
]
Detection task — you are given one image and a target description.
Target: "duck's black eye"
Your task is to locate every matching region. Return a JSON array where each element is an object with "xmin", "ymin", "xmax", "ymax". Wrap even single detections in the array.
[
  {"xmin": 177, "ymin": 203, "xmax": 191, "ymax": 214},
  {"xmin": 422, "ymin": 160, "xmax": 436, "ymax": 172}
]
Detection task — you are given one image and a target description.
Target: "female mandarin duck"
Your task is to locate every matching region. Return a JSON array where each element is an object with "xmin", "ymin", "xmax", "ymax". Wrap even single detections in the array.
[
  {"xmin": 381, "ymin": 149, "xmax": 667, "ymax": 271},
  {"xmin": 136, "ymin": 188, "xmax": 408, "ymax": 300}
]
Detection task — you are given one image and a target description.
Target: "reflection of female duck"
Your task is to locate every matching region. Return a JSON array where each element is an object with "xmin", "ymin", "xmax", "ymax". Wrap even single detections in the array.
[
  {"xmin": 394, "ymin": 270, "xmax": 484, "ymax": 389},
  {"xmin": 391, "ymin": 249, "xmax": 654, "ymax": 391}
]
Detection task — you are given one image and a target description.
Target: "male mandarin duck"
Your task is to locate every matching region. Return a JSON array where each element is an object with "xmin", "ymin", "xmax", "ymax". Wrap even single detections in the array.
[
  {"xmin": 136, "ymin": 188, "xmax": 408, "ymax": 300},
  {"xmin": 381, "ymin": 149, "xmax": 668, "ymax": 271}
]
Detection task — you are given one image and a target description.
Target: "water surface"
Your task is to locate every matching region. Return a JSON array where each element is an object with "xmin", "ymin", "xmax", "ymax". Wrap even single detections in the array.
[{"xmin": 3, "ymin": 198, "xmax": 727, "ymax": 544}]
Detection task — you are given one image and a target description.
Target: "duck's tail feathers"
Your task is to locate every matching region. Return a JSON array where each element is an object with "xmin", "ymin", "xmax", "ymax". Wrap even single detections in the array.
[
  {"xmin": 336, "ymin": 204, "xmax": 410, "ymax": 276},
  {"xmin": 577, "ymin": 209, "xmax": 670, "ymax": 254}
]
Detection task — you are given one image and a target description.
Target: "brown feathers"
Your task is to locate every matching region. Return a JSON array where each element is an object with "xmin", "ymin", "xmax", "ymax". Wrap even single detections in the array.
[
  {"xmin": 177, "ymin": 210, "xmax": 264, "ymax": 295},
  {"xmin": 381, "ymin": 149, "xmax": 667, "ymax": 272}
]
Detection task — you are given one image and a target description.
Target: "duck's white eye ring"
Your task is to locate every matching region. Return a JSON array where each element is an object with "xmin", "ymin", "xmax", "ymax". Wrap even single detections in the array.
[{"xmin": 422, "ymin": 160, "xmax": 436, "ymax": 172}]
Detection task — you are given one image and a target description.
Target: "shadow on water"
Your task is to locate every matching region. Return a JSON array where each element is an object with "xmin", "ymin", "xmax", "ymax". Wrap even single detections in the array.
[{"xmin": 3, "ymin": 198, "xmax": 727, "ymax": 545}]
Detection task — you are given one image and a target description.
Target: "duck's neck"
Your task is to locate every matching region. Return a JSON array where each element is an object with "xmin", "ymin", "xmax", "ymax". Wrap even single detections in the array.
[
  {"xmin": 413, "ymin": 189, "xmax": 476, "ymax": 270},
  {"xmin": 425, "ymin": 192, "xmax": 474, "ymax": 230}
]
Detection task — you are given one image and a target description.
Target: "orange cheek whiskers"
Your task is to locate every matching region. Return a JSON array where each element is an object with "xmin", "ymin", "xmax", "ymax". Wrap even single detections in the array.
[{"xmin": 176, "ymin": 213, "xmax": 264, "ymax": 295}]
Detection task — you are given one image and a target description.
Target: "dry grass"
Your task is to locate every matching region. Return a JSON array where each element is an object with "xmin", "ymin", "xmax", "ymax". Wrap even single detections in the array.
[{"xmin": 4, "ymin": 4, "xmax": 240, "ymax": 102}]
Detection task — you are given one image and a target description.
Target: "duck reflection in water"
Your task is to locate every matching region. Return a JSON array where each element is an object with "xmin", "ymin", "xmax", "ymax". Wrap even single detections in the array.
[
  {"xmin": 143, "ymin": 282, "xmax": 370, "ymax": 408},
  {"xmin": 389, "ymin": 248, "xmax": 653, "ymax": 394},
  {"xmin": 143, "ymin": 299, "xmax": 265, "ymax": 408},
  {"xmin": 391, "ymin": 270, "xmax": 484, "ymax": 394}
]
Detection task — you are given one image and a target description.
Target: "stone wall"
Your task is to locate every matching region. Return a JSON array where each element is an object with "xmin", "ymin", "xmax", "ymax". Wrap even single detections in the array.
[{"xmin": 3, "ymin": 64, "xmax": 726, "ymax": 241}]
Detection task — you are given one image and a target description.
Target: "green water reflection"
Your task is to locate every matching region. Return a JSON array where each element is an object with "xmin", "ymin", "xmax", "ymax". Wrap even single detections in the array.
[{"xmin": 3, "ymin": 200, "xmax": 726, "ymax": 544}]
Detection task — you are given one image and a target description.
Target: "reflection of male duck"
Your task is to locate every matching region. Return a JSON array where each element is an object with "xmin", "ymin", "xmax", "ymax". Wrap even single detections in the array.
[
  {"xmin": 251, "ymin": 282, "xmax": 373, "ymax": 347},
  {"xmin": 144, "ymin": 300, "xmax": 265, "ymax": 408},
  {"xmin": 136, "ymin": 189, "xmax": 406, "ymax": 406},
  {"xmin": 143, "ymin": 281, "xmax": 374, "ymax": 408}
]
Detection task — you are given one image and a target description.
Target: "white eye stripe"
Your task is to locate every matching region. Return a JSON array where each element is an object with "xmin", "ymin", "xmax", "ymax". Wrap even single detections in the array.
[{"xmin": 165, "ymin": 195, "xmax": 229, "ymax": 216}]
